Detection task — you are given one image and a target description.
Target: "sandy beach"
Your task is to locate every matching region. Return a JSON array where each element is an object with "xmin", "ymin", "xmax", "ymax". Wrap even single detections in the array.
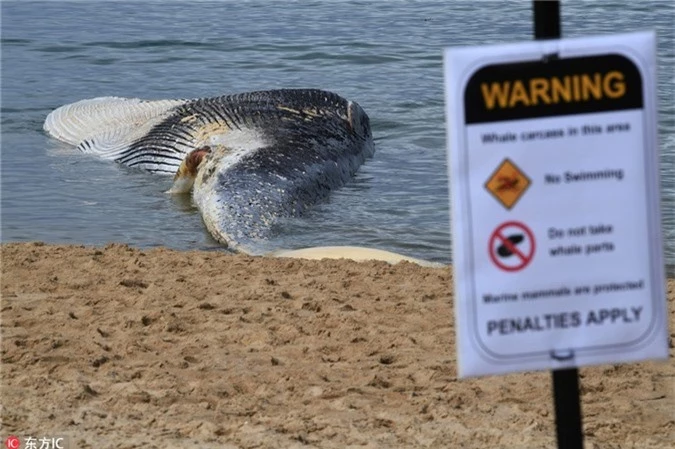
[{"xmin": 1, "ymin": 242, "xmax": 673, "ymax": 448}]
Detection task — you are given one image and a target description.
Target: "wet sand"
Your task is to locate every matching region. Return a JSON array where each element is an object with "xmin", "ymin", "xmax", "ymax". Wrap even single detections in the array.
[{"xmin": 1, "ymin": 242, "xmax": 673, "ymax": 448}]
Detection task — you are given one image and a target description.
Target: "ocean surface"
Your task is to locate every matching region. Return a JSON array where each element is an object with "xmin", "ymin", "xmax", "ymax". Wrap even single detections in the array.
[{"xmin": 2, "ymin": 1, "xmax": 674, "ymax": 265}]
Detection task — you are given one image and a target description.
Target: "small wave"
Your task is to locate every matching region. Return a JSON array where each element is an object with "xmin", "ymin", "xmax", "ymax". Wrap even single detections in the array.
[
  {"xmin": 1, "ymin": 38, "xmax": 32, "ymax": 45},
  {"xmin": 35, "ymin": 45, "xmax": 83, "ymax": 53},
  {"xmin": 82, "ymin": 40, "xmax": 225, "ymax": 50},
  {"xmin": 285, "ymin": 52, "xmax": 404, "ymax": 64}
]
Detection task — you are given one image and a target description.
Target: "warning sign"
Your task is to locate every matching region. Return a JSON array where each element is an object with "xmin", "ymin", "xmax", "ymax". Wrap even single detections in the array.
[
  {"xmin": 485, "ymin": 159, "xmax": 531, "ymax": 209},
  {"xmin": 444, "ymin": 31, "xmax": 668, "ymax": 378},
  {"xmin": 489, "ymin": 221, "xmax": 535, "ymax": 271}
]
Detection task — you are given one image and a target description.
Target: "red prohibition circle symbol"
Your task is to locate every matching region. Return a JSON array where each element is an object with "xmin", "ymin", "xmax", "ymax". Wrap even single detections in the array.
[{"xmin": 488, "ymin": 221, "xmax": 536, "ymax": 272}]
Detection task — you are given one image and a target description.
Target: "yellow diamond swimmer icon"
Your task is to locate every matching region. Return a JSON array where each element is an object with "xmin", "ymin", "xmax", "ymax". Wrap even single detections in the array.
[{"xmin": 485, "ymin": 158, "xmax": 531, "ymax": 209}]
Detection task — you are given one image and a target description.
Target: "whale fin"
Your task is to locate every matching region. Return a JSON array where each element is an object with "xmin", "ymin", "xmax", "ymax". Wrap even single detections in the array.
[{"xmin": 270, "ymin": 246, "xmax": 446, "ymax": 267}]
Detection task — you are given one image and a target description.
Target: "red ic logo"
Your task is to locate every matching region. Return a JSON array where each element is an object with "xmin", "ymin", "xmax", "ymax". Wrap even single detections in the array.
[{"xmin": 5, "ymin": 436, "xmax": 20, "ymax": 449}]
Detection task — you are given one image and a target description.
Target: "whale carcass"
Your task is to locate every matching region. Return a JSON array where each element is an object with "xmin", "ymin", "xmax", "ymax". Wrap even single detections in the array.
[{"xmin": 44, "ymin": 89, "xmax": 375, "ymax": 253}]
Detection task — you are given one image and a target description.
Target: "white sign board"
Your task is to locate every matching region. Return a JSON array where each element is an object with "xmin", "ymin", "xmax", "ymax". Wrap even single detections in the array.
[{"xmin": 444, "ymin": 31, "xmax": 668, "ymax": 378}]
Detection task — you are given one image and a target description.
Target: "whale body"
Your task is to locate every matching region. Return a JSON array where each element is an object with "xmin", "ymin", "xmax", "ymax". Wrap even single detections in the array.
[{"xmin": 44, "ymin": 89, "xmax": 375, "ymax": 253}]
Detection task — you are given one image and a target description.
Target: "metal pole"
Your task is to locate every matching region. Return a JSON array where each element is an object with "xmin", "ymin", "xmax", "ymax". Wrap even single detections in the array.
[
  {"xmin": 533, "ymin": 0, "xmax": 561, "ymax": 39},
  {"xmin": 532, "ymin": 2, "xmax": 584, "ymax": 448},
  {"xmin": 552, "ymin": 368, "xmax": 584, "ymax": 449}
]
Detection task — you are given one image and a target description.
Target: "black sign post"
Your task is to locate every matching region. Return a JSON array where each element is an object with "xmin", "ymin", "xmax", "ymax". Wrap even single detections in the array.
[
  {"xmin": 533, "ymin": 0, "xmax": 561, "ymax": 40},
  {"xmin": 532, "ymin": 2, "xmax": 585, "ymax": 448}
]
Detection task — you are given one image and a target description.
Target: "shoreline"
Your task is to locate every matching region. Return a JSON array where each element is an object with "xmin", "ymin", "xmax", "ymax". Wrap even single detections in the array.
[
  {"xmin": 5, "ymin": 240, "xmax": 672, "ymax": 274},
  {"xmin": 2, "ymin": 242, "xmax": 673, "ymax": 448}
]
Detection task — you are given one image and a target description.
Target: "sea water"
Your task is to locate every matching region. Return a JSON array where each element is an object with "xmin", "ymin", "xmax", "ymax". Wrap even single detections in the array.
[{"xmin": 1, "ymin": 1, "xmax": 673, "ymax": 265}]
